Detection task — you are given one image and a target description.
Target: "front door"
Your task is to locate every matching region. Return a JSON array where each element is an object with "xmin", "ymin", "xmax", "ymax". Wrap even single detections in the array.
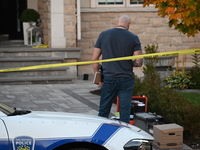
[{"xmin": 0, "ymin": 0, "xmax": 27, "ymax": 40}]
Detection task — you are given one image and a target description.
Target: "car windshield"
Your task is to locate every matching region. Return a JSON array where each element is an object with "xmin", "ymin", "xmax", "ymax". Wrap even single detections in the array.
[{"xmin": 0, "ymin": 103, "xmax": 15, "ymax": 115}]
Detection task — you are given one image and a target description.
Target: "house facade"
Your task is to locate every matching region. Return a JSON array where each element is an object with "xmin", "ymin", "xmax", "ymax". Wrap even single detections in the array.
[{"xmin": 29, "ymin": 0, "xmax": 200, "ymax": 78}]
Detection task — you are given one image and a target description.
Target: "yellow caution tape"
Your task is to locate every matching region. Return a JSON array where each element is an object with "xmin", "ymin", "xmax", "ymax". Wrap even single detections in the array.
[
  {"xmin": 32, "ymin": 44, "xmax": 48, "ymax": 48},
  {"xmin": 0, "ymin": 49, "xmax": 199, "ymax": 73}
]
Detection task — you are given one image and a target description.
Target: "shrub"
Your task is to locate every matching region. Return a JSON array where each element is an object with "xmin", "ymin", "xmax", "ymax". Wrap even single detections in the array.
[
  {"xmin": 151, "ymin": 88, "xmax": 200, "ymax": 144},
  {"xmin": 144, "ymin": 43, "xmax": 159, "ymax": 67},
  {"xmin": 188, "ymin": 67, "xmax": 200, "ymax": 89},
  {"xmin": 20, "ymin": 9, "xmax": 40, "ymax": 22},
  {"xmin": 165, "ymin": 71, "xmax": 194, "ymax": 89},
  {"xmin": 187, "ymin": 53, "xmax": 200, "ymax": 89},
  {"xmin": 144, "ymin": 43, "xmax": 159, "ymax": 54},
  {"xmin": 134, "ymin": 43, "xmax": 161, "ymax": 97},
  {"xmin": 165, "ymin": 53, "xmax": 200, "ymax": 89}
]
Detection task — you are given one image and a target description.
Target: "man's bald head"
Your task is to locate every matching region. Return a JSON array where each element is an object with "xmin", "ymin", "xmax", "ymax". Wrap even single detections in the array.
[
  {"xmin": 118, "ymin": 15, "xmax": 130, "ymax": 24},
  {"xmin": 117, "ymin": 15, "xmax": 131, "ymax": 30}
]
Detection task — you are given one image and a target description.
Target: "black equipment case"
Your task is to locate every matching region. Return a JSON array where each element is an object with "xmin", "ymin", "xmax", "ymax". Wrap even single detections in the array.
[{"xmin": 134, "ymin": 112, "xmax": 164, "ymax": 134}]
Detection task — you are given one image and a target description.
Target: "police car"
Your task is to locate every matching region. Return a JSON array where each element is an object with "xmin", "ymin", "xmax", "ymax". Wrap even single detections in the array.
[{"xmin": 0, "ymin": 103, "xmax": 153, "ymax": 150}]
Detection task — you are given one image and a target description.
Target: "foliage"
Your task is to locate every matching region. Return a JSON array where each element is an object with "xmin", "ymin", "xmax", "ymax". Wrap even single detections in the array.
[
  {"xmin": 20, "ymin": 9, "xmax": 40, "ymax": 22},
  {"xmin": 144, "ymin": 43, "xmax": 159, "ymax": 54},
  {"xmin": 151, "ymin": 88, "xmax": 200, "ymax": 144},
  {"xmin": 134, "ymin": 43, "xmax": 161, "ymax": 95},
  {"xmin": 165, "ymin": 71, "xmax": 194, "ymax": 89},
  {"xmin": 166, "ymin": 53, "xmax": 200, "ymax": 89},
  {"xmin": 134, "ymin": 43, "xmax": 161, "ymax": 104},
  {"xmin": 165, "ymin": 55, "xmax": 197, "ymax": 89},
  {"xmin": 187, "ymin": 53, "xmax": 200, "ymax": 89},
  {"xmin": 143, "ymin": 0, "xmax": 200, "ymax": 37},
  {"xmin": 133, "ymin": 64, "xmax": 161, "ymax": 96},
  {"xmin": 144, "ymin": 43, "xmax": 159, "ymax": 67},
  {"xmin": 188, "ymin": 67, "xmax": 200, "ymax": 89},
  {"xmin": 191, "ymin": 53, "xmax": 200, "ymax": 68}
]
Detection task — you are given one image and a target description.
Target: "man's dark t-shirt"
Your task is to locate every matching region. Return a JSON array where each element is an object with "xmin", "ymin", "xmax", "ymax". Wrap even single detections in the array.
[{"xmin": 95, "ymin": 28, "xmax": 141, "ymax": 78}]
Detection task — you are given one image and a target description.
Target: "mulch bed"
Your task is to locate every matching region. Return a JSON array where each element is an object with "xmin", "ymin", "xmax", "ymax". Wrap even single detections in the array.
[{"xmin": 90, "ymin": 89, "xmax": 101, "ymax": 96}]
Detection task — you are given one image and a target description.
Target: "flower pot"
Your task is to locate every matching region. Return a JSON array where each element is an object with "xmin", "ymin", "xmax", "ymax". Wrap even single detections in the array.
[
  {"xmin": 23, "ymin": 22, "xmax": 37, "ymax": 45},
  {"xmin": 23, "ymin": 22, "xmax": 30, "ymax": 45}
]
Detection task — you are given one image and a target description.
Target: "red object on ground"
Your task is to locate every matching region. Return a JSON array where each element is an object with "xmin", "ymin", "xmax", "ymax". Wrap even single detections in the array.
[
  {"xmin": 116, "ymin": 96, "xmax": 148, "ymax": 112},
  {"xmin": 116, "ymin": 96, "xmax": 148, "ymax": 125}
]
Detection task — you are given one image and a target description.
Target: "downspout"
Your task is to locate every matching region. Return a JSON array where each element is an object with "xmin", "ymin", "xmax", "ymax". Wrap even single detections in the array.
[{"xmin": 77, "ymin": 0, "xmax": 81, "ymax": 40}]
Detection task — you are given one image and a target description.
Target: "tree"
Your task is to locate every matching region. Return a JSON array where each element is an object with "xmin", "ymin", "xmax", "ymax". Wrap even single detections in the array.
[{"xmin": 143, "ymin": 0, "xmax": 200, "ymax": 37}]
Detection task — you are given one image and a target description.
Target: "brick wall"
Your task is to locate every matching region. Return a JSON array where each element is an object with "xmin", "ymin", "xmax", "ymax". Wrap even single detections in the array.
[{"xmin": 77, "ymin": 11, "xmax": 200, "ymax": 77}]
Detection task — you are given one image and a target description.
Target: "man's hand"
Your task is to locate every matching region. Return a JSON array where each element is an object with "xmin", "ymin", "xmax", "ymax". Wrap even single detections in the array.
[
  {"xmin": 92, "ymin": 48, "xmax": 102, "ymax": 72},
  {"xmin": 133, "ymin": 59, "xmax": 143, "ymax": 67},
  {"xmin": 98, "ymin": 82, "xmax": 103, "ymax": 87}
]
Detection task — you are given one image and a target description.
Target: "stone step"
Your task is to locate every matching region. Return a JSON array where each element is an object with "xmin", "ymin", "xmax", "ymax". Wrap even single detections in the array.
[
  {"xmin": 0, "ymin": 40, "xmax": 24, "ymax": 47},
  {"xmin": 0, "ymin": 46, "xmax": 82, "ymax": 84},
  {"xmin": 0, "ymin": 47, "xmax": 82, "ymax": 58},
  {"xmin": 0, "ymin": 67, "xmax": 70, "ymax": 78},
  {"xmin": 0, "ymin": 76, "xmax": 74, "ymax": 85},
  {"xmin": 0, "ymin": 57, "xmax": 65, "ymax": 68}
]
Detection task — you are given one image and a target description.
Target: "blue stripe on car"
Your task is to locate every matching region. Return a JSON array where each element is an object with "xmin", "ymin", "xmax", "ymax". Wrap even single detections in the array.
[{"xmin": 91, "ymin": 123, "xmax": 121, "ymax": 145}]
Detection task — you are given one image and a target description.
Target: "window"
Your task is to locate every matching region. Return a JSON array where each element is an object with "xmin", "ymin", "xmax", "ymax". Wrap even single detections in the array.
[
  {"xmin": 98, "ymin": 0, "xmax": 123, "ymax": 5},
  {"xmin": 97, "ymin": 0, "xmax": 145, "ymax": 5},
  {"xmin": 130, "ymin": 0, "xmax": 145, "ymax": 4}
]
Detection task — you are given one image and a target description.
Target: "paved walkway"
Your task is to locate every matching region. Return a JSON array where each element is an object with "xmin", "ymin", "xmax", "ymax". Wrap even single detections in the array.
[{"xmin": 0, "ymin": 80, "xmax": 116, "ymax": 116}]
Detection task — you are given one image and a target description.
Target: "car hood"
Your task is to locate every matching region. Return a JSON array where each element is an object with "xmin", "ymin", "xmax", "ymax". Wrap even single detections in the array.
[
  {"xmin": 27, "ymin": 111, "xmax": 153, "ymax": 138},
  {"xmin": 26, "ymin": 111, "xmax": 137, "ymax": 128},
  {"xmin": 28, "ymin": 111, "xmax": 135, "ymax": 128}
]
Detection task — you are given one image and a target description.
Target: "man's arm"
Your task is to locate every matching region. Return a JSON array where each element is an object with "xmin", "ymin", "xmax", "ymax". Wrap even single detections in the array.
[
  {"xmin": 133, "ymin": 50, "xmax": 143, "ymax": 67},
  {"xmin": 91, "ymin": 47, "xmax": 102, "ymax": 73}
]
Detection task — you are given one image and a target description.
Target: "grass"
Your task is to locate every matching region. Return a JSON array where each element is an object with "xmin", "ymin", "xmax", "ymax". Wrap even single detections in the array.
[{"xmin": 179, "ymin": 92, "xmax": 200, "ymax": 105}]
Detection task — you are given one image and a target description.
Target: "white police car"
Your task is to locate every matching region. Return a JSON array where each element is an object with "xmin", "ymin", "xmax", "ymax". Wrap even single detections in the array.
[{"xmin": 0, "ymin": 103, "xmax": 153, "ymax": 150}]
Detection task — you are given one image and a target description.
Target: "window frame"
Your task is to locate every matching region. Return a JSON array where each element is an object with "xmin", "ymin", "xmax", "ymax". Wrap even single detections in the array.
[{"xmin": 93, "ymin": 0, "xmax": 146, "ymax": 8}]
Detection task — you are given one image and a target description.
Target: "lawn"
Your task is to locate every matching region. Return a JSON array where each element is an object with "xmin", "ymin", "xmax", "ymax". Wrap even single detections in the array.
[{"xmin": 179, "ymin": 92, "xmax": 200, "ymax": 105}]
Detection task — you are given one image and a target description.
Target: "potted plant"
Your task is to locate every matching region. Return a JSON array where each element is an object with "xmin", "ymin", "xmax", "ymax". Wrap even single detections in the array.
[{"xmin": 20, "ymin": 9, "xmax": 40, "ymax": 45}]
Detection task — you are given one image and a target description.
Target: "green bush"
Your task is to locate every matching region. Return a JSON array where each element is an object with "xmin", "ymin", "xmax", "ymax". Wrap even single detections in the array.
[
  {"xmin": 165, "ymin": 53, "xmax": 200, "ymax": 89},
  {"xmin": 187, "ymin": 53, "xmax": 200, "ymax": 89},
  {"xmin": 144, "ymin": 43, "xmax": 159, "ymax": 67},
  {"xmin": 165, "ymin": 71, "xmax": 194, "ymax": 89},
  {"xmin": 188, "ymin": 67, "xmax": 200, "ymax": 89},
  {"xmin": 151, "ymin": 88, "xmax": 200, "ymax": 144},
  {"xmin": 144, "ymin": 43, "xmax": 159, "ymax": 54},
  {"xmin": 20, "ymin": 9, "xmax": 40, "ymax": 22}
]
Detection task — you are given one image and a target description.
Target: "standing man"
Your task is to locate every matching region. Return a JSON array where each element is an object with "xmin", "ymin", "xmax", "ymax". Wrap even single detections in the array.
[{"xmin": 92, "ymin": 15, "xmax": 143, "ymax": 123}]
